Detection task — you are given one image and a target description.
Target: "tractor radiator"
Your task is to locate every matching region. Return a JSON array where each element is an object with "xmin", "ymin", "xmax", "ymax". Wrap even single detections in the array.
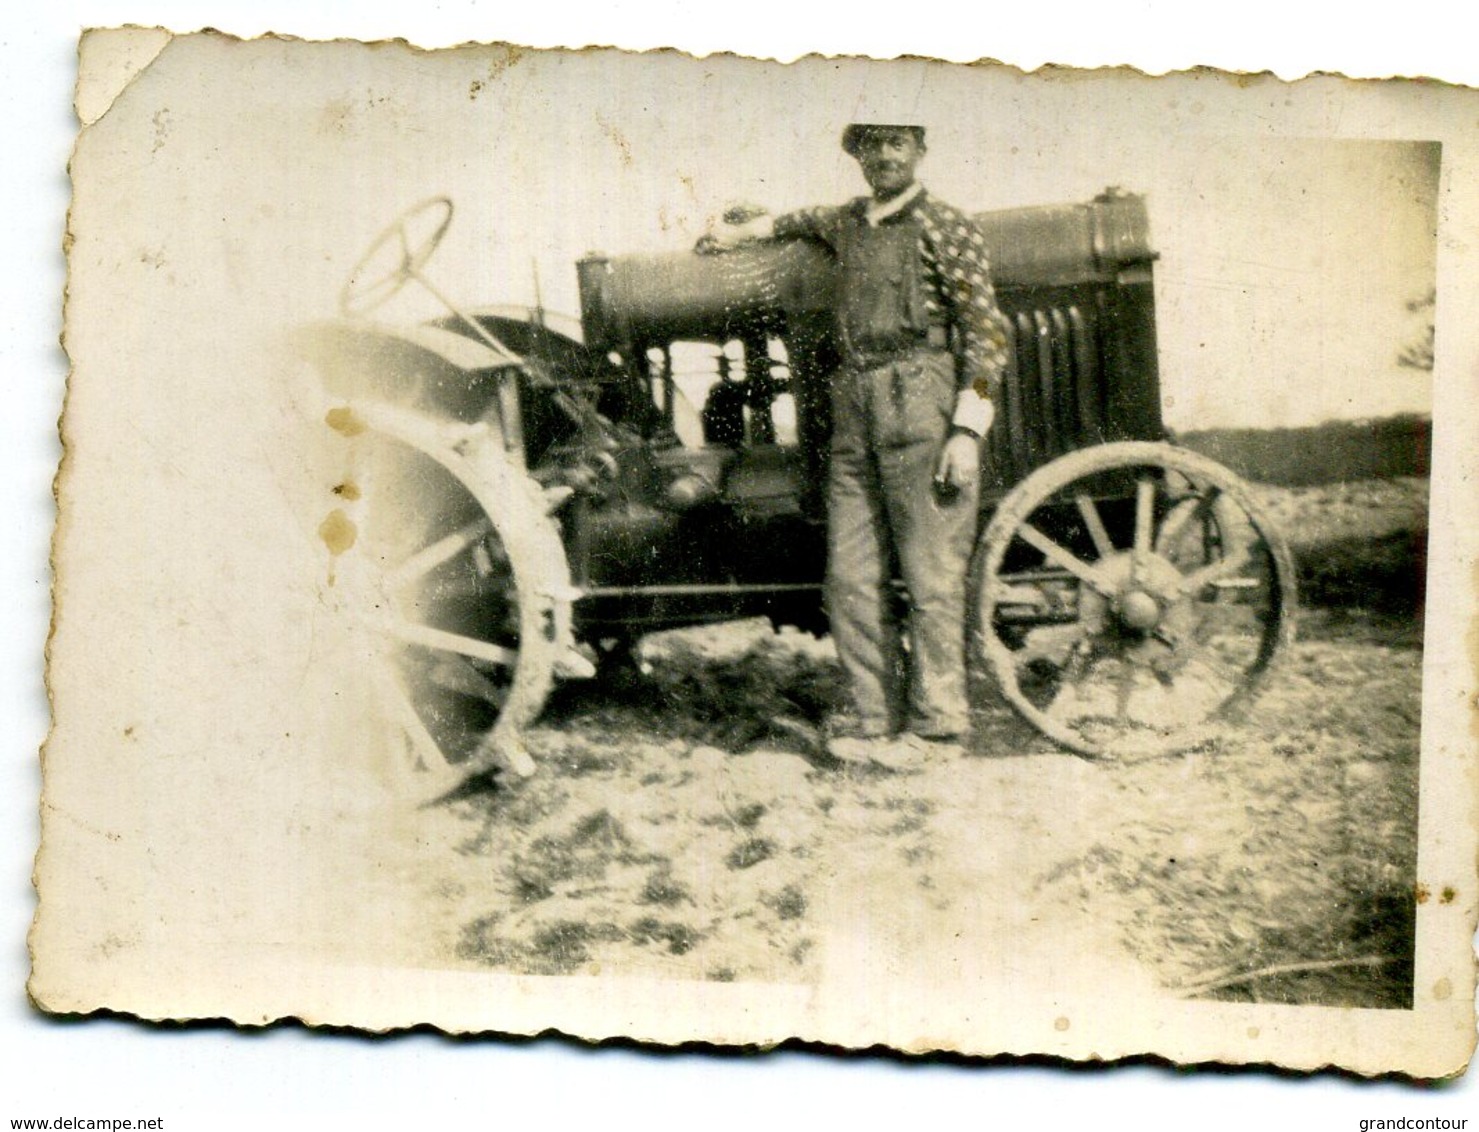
[{"xmin": 991, "ymin": 300, "xmax": 1108, "ymax": 486}]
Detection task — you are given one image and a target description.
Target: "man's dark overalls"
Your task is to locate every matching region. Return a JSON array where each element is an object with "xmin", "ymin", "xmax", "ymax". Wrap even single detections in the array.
[{"xmin": 827, "ymin": 208, "xmax": 978, "ymax": 739}]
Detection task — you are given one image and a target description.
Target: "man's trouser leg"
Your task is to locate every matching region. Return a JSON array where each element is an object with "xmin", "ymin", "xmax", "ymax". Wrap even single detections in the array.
[
  {"xmin": 877, "ymin": 433, "xmax": 979, "ymax": 737},
  {"xmin": 826, "ymin": 370, "xmax": 906, "ymax": 735},
  {"xmin": 873, "ymin": 350, "xmax": 980, "ymax": 738}
]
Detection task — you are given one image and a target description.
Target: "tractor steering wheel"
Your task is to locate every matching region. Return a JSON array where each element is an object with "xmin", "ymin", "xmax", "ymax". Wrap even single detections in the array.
[{"xmin": 339, "ymin": 197, "xmax": 454, "ymax": 317}]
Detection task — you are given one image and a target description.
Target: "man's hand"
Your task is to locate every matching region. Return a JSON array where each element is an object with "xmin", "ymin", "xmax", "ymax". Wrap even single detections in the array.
[
  {"xmin": 933, "ymin": 430, "xmax": 982, "ymax": 499},
  {"xmin": 696, "ymin": 204, "xmax": 774, "ymax": 254}
]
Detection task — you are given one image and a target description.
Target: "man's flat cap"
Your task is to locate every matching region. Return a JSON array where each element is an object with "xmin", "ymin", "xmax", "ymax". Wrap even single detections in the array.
[{"xmin": 841, "ymin": 124, "xmax": 926, "ymax": 156}]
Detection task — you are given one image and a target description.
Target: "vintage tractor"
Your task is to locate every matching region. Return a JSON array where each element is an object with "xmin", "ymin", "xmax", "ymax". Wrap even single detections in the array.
[{"xmin": 296, "ymin": 191, "xmax": 1296, "ymax": 792}]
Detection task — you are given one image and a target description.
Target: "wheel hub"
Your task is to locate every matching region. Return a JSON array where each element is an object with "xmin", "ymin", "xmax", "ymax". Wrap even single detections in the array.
[
  {"xmin": 1115, "ymin": 588, "xmax": 1162, "ymax": 631},
  {"xmin": 1079, "ymin": 552, "xmax": 1182, "ymax": 641}
]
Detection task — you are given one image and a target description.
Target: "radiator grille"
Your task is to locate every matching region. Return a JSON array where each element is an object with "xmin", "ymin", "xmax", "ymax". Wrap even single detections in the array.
[{"xmin": 990, "ymin": 300, "xmax": 1107, "ymax": 487}]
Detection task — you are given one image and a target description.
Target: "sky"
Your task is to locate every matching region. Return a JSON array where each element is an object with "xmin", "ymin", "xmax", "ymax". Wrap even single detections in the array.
[
  {"xmin": 459, "ymin": 57, "xmax": 1437, "ymax": 429},
  {"xmin": 69, "ymin": 35, "xmax": 1441, "ymax": 433}
]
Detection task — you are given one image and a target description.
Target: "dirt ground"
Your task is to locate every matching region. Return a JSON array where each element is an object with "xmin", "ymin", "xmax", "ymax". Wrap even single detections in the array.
[{"xmin": 340, "ymin": 478, "xmax": 1426, "ymax": 1010}]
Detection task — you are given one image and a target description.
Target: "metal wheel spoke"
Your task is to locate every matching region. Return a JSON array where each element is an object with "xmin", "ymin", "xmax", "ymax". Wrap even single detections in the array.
[
  {"xmin": 1210, "ymin": 576, "xmax": 1262, "ymax": 593},
  {"xmin": 394, "ymin": 222, "xmax": 412, "ymax": 269},
  {"xmin": 1061, "ymin": 638, "xmax": 1099, "ymax": 685},
  {"xmin": 387, "ymin": 517, "xmax": 495, "ymax": 590},
  {"xmin": 992, "ymin": 578, "xmax": 1059, "ymax": 608},
  {"xmin": 1133, "ymin": 477, "xmax": 1156, "ymax": 558},
  {"xmin": 410, "ymin": 575, "xmax": 514, "ymax": 606},
  {"xmin": 1147, "ymin": 661, "xmax": 1178, "ymax": 689},
  {"xmin": 1175, "ymin": 543, "xmax": 1254, "ymax": 598},
  {"xmin": 1191, "ymin": 607, "xmax": 1226, "ymax": 645},
  {"xmin": 1158, "ymin": 486, "xmax": 1220, "ymax": 553},
  {"xmin": 1154, "ymin": 623, "xmax": 1249, "ymax": 690},
  {"xmin": 383, "ymin": 619, "xmax": 519, "ymax": 668},
  {"xmin": 1175, "ymin": 644, "xmax": 1245, "ymax": 698},
  {"xmin": 1016, "ymin": 522, "xmax": 1115, "ymax": 594},
  {"xmin": 1018, "ymin": 622, "xmax": 1088, "ymax": 668},
  {"xmin": 371, "ymin": 662, "xmax": 452, "ymax": 773},
  {"xmin": 1041, "ymin": 639, "xmax": 1100, "ymax": 710},
  {"xmin": 1041, "ymin": 638, "xmax": 1109, "ymax": 711},
  {"xmin": 427, "ymin": 656, "xmax": 510, "ymax": 707},
  {"xmin": 1074, "ymin": 493, "xmax": 1115, "ymax": 560},
  {"xmin": 366, "ymin": 272, "xmax": 405, "ymax": 301},
  {"xmin": 1201, "ymin": 645, "xmax": 1250, "ymax": 688},
  {"xmin": 1114, "ymin": 660, "xmax": 1138, "ymax": 724}
]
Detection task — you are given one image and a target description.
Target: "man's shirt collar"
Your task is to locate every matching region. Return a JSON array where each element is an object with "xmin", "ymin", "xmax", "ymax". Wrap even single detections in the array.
[{"xmin": 863, "ymin": 181, "xmax": 925, "ymax": 226}]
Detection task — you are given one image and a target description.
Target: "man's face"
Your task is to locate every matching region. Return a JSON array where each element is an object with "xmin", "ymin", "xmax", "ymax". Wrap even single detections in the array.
[{"xmin": 855, "ymin": 129, "xmax": 926, "ymax": 198}]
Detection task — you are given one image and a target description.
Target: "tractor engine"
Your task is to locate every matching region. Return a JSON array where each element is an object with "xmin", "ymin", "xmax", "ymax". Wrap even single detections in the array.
[{"xmin": 556, "ymin": 189, "xmax": 1162, "ymax": 635}]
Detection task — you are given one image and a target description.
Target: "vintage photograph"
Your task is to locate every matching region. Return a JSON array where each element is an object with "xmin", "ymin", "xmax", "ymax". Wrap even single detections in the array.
[{"xmin": 33, "ymin": 30, "xmax": 1476, "ymax": 1076}]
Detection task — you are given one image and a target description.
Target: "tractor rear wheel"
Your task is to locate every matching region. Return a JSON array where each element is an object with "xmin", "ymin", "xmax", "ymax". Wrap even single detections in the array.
[{"xmin": 326, "ymin": 399, "xmax": 576, "ymax": 796}]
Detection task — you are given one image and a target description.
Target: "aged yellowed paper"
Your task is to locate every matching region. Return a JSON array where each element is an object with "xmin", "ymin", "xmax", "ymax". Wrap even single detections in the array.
[{"xmin": 35, "ymin": 29, "xmax": 1477, "ymax": 1076}]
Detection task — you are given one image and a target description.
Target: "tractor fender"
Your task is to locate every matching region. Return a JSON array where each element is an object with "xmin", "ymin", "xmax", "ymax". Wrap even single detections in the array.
[{"xmin": 292, "ymin": 318, "xmax": 523, "ymax": 424}]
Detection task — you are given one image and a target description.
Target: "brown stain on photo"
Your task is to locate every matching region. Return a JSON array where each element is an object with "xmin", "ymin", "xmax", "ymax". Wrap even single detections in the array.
[
  {"xmin": 332, "ymin": 481, "xmax": 361, "ymax": 501},
  {"xmin": 595, "ymin": 113, "xmax": 634, "ymax": 167},
  {"xmin": 488, "ymin": 43, "xmax": 525, "ymax": 77},
  {"xmin": 150, "ymin": 107, "xmax": 170, "ymax": 153},
  {"xmin": 325, "ymin": 406, "xmax": 365, "ymax": 437},
  {"xmin": 473, "ymin": 45, "xmax": 526, "ymax": 97},
  {"xmin": 318, "ymin": 97, "xmax": 354, "ymax": 135},
  {"xmin": 319, "ymin": 508, "xmax": 358, "ymax": 556}
]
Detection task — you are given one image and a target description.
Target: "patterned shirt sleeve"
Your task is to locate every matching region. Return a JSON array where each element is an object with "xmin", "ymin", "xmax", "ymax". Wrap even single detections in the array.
[
  {"xmin": 918, "ymin": 198, "xmax": 1011, "ymax": 404},
  {"xmin": 771, "ymin": 204, "xmax": 847, "ymax": 250}
]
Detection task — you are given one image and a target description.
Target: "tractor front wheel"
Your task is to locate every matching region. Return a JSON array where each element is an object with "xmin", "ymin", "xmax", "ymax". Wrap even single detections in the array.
[{"xmin": 973, "ymin": 441, "xmax": 1297, "ymax": 759}]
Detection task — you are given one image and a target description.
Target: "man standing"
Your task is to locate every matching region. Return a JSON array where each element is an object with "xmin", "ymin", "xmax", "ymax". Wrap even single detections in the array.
[{"xmin": 706, "ymin": 124, "xmax": 1011, "ymax": 766}]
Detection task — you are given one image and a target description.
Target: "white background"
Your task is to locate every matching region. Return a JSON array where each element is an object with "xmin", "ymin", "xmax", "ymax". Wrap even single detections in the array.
[{"xmin": 4, "ymin": 3, "xmax": 1476, "ymax": 1129}]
